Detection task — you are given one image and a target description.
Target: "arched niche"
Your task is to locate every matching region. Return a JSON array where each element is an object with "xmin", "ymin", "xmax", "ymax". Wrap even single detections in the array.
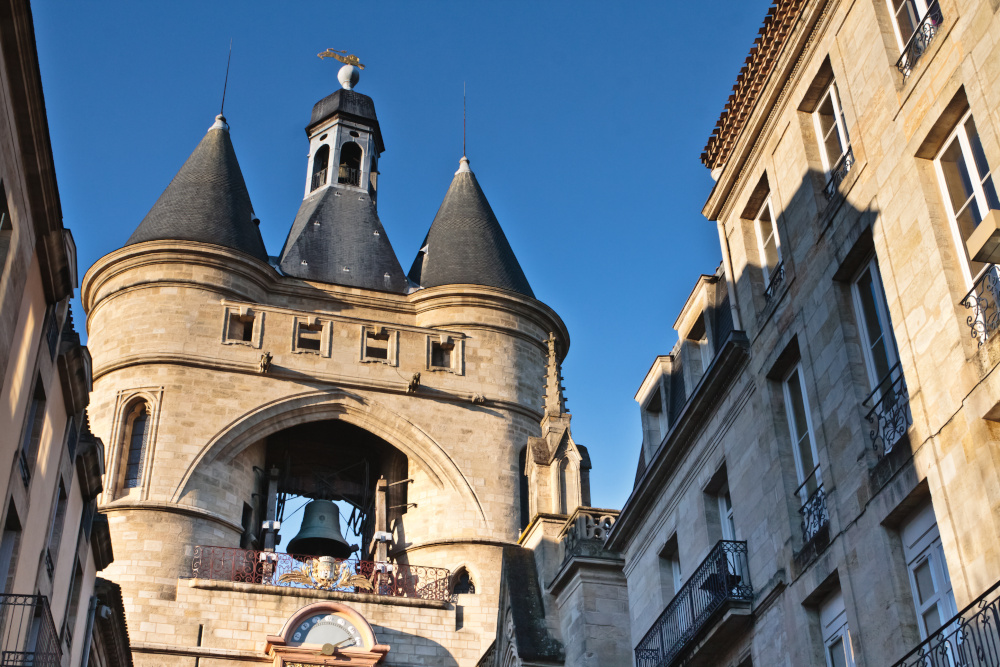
[{"xmin": 266, "ymin": 601, "xmax": 389, "ymax": 666}]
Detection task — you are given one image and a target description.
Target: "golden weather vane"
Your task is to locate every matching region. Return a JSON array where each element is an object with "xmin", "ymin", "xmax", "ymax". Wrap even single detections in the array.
[{"xmin": 318, "ymin": 49, "xmax": 365, "ymax": 70}]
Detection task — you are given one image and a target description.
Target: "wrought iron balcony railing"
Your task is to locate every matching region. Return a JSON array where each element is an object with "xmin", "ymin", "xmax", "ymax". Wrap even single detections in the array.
[
  {"xmin": 795, "ymin": 466, "xmax": 828, "ymax": 544},
  {"xmin": 310, "ymin": 168, "xmax": 327, "ymax": 191},
  {"xmin": 0, "ymin": 594, "xmax": 61, "ymax": 667},
  {"xmin": 338, "ymin": 165, "xmax": 361, "ymax": 186},
  {"xmin": 891, "ymin": 578, "xmax": 1000, "ymax": 666},
  {"xmin": 191, "ymin": 545, "xmax": 451, "ymax": 602},
  {"xmin": 864, "ymin": 361, "xmax": 912, "ymax": 458},
  {"xmin": 962, "ymin": 264, "xmax": 1000, "ymax": 347},
  {"xmin": 634, "ymin": 540, "xmax": 752, "ymax": 667},
  {"xmin": 823, "ymin": 146, "xmax": 855, "ymax": 199},
  {"xmin": 896, "ymin": 0, "xmax": 944, "ymax": 78},
  {"xmin": 764, "ymin": 262, "xmax": 785, "ymax": 303}
]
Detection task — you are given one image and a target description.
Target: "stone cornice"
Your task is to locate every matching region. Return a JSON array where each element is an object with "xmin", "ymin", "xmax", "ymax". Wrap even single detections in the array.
[
  {"xmin": 188, "ymin": 578, "xmax": 450, "ymax": 609},
  {"xmin": 99, "ymin": 499, "xmax": 244, "ymax": 534}
]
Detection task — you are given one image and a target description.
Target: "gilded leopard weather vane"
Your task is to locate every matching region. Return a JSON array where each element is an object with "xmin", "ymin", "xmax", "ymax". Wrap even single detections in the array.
[{"xmin": 318, "ymin": 48, "xmax": 365, "ymax": 69}]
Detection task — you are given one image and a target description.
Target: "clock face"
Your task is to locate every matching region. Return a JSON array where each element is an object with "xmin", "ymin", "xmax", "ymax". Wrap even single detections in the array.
[{"xmin": 290, "ymin": 613, "xmax": 363, "ymax": 649}]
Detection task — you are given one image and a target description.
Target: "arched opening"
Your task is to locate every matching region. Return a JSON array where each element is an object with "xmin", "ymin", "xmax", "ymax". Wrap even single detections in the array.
[
  {"xmin": 122, "ymin": 401, "xmax": 150, "ymax": 490},
  {"xmin": 452, "ymin": 567, "xmax": 476, "ymax": 595},
  {"xmin": 338, "ymin": 142, "xmax": 362, "ymax": 186},
  {"xmin": 310, "ymin": 145, "xmax": 330, "ymax": 192},
  {"xmin": 245, "ymin": 420, "xmax": 409, "ymax": 561}
]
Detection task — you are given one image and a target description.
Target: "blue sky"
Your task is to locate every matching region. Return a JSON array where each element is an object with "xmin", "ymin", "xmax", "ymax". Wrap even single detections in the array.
[{"xmin": 32, "ymin": 1, "xmax": 772, "ymax": 512}]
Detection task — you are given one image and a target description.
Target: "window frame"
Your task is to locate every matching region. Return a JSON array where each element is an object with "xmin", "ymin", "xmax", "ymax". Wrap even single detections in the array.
[
  {"xmin": 934, "ymin": 109, "xmax": 1000, "ymax": 286},
  {"xmin": 886, "ymin": 0, "xmax": 932, "ymax": 52},
  {"xmin": 902, "ymin": 502, "xmax": 957, "ymax": 640},
  {"xmin": 851, "ymin": 256, "xmax": 901, "ymax": 393},
  {"xmin": 121, "ymin": 402, "xmax": 150, "ymax": 490},
  {"xmin": 782, "ymin": 362, "xmax": 822, "ymax": 506},
  {"xmin": 717, "ymin": 484, "xmax": 736, "ymax": 541},
  {"xmin": 820, "ymin": 590, "xmax": 857, "ymax": 667},
  {"xmin": 753, "ymin": 195, "xmax": 783, "ymax": 287},
  {"xmin": 812, "ymin": 82, "xmax": 852, "ymax": 178}
]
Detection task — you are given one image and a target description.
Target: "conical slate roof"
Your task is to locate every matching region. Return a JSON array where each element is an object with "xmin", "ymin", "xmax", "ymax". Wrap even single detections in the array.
[
  {"xmin": 408, "ymin": 158, "xmax": 533, "ymax": 298},
  {"xmin": 278, "ymin": 187, "xmax": 409, "ymax": 293},
  {"xmin": 126, "ymin": 116, "xmax": 269, "ymax": 263}
]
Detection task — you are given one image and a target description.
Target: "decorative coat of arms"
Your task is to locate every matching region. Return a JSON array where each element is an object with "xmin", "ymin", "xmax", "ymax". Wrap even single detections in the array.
[{"xmin": 277, "ymin": 557, "xmax": 375, "ymax": 592}]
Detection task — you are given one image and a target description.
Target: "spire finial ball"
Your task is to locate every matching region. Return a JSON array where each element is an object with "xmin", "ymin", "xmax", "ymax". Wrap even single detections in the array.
[{"xmin": 338, "ymin": 64, "xmax": 360, "ymax": 90}]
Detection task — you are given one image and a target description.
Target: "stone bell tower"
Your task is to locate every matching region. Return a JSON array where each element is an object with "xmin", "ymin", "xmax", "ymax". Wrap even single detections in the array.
[{"xmin": 83, "ymin": 60, "xmax": 615, "ymax": 666}]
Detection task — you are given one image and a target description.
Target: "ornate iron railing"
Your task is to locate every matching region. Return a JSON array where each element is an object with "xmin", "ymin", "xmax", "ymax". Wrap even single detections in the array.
[
  {"xmin": 891, "ymin": 578, "xmax": 1000, "ymax": 666},
  {"xmin": 962, "ymin": 265, "xmax": 1000, "ymax": 346},
  {"xmin": 0, "ymin": 594, "xmax": 61, "ymax": 667},
  {"xmin": 823, "ymin": 146, "xmax": 855, "ymax": 199},
  {"xmin": 310, "ymin": 168, "xmax": 327, "ymax": 191},
  {"xmin": 796, "ymin": 467, "xmax": 828, "ymax": 544},
  {"xmin": 864, "ymin": 362, "xmax": 912, "ymax": 458},
  {"xmin": 190, "ymin": 545, "xmax": 451, "ymax": 602},
  {"xmin": 764, "ymin": 262, "xmax": 785, "ymax": 303},
  {"xmin": 338, "ymin": 166, "xmax": 360, "ymax": 186},
  {"xmin": 896, "ymin": 0, "xmax": 944, "ymax": 78},
  {"xmin": 634, "ymin": 540, "xmax": 752, "ymax": 667}
]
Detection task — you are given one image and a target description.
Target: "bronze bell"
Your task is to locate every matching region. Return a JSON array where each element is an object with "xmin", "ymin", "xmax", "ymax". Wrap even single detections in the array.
[{"xmin": 286, "ymin": 500, "xmax": 353, "ymax": 559}]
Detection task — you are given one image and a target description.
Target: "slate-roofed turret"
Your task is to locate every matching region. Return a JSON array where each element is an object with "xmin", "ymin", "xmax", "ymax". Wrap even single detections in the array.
[
  {"xmin": 277, "ymin": 64, "xmax": 408, "ymax": 293},
  {"xmin": 408, "ymin": 157, "xmax": 534, "ymax": 298},
  {"xmin": 126, "ymin": 115, "xmax": 269, "ymax": 263}
]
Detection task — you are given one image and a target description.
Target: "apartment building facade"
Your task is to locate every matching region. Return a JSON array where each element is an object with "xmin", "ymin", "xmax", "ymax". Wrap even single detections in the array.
[
  {"xmin": 0, "ymin": 1, "xmax": 130, "ymax": 666},
  {"xmin": 607, "ymin": 0, "xmax": 1000, "ymax": 665}
]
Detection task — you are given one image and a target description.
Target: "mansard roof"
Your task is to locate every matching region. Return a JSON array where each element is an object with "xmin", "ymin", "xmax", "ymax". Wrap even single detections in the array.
[
  {"xmin": 408, "ymin": 158, "xmax": 534, "ymax": 298},
  {"xmin": 126, "ymin": 117, "xmax": 269, "ymax": 263},
  {"xmin": 277, "ymin": 186, "xmax": 409, "ymax": 293}
]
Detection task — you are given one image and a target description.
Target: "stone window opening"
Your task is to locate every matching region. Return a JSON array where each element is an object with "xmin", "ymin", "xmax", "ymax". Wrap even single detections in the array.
[
  {"xmin": 44, "ymin": 481, "xmax": 68, "ymax": 579},
  {"xmin": 431, "ymin": 340, "xmax": 452, "ymax": 369},
  {"xmin": 452, "ymin": 568, "xmax": 476, "ymax": 596},
  {"xmin": 658, "ymin": 534, "xmax": 682, "ymax": 602},
  {"xmin": 0, "ymin": 182, "xmax": 11, "ymax": 281},
  {"xmin": 0, "ymin": 502, "xmax": 23, "ymax": 593},
  {"xmin": 296, "ymin": 320, "xmax": 323, "ymax": 353},
  {"xmin": 310, "ymin": 144, "xmax": 329, "ymax": 192},
  {"xmin": 812, "ymin": 81, "xmax": 853, "ymax": 186},
  {"xmin": 361, "ymin": 326, "xmax": 396, "ymax": 365},
  {"xmin": 226, "ymin": 308, "xmax": 256, "ymax": 344},
  {"xmin": 641, "ymin": 384, "xmax": 667, "ymax": 451},
  {"xmin": 933, "ymin": 109, "xmax": 1000, "ymax": 283},
  {"xmin": 742, "ymin": 174, "xmax": 783, "ymax": 298},
  {"xmin": 18, "ymin": 375, "xmax": 46, "ymax": 487},
  {"xmin": 782, "ymin": 361, "xmax": 827, "ymax": 544},
  {"xmin": 820, "ymin": 589, "xmax": 857, "ymax": 667},
  {"xmin": 338, "ymin": 142, "xmax": 363, "ymax": 186},
  {"xmin": 122, "ymin": 402, "xmax": 150, "ymax": 490},
  {"xmin": 899, "ymin": 500, "xmax": 957, "ymax": 639}
]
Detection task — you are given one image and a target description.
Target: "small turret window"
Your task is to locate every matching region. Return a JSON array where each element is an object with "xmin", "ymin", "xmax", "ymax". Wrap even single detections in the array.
[
  {"xmin": 311, "ymin": 145, "xmax": 330, "ymax": 192},
  {"xmin": 338, "ymin": 142, "xmax": 362, "ymax": 186},
  {"xmin": 122, "ymin": 402, "xmax": 150, "ymax": 489}
]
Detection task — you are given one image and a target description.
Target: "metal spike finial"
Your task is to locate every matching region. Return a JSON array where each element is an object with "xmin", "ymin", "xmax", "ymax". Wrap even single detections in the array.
[
  {"xmin": 463, "ymin": 81, "xmax": 467, "ymax": 158},
  {"xmin": 220, "ymin": 39, "xmax": 232, "ymax": 117}
]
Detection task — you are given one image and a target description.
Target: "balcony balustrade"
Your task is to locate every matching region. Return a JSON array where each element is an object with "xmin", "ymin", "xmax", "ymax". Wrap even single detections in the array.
[
  {"xmin": 338, "ymin": 165, "xmax": 360, "ymax": 186},
  {"xmin": 891, "ymin": 578, "xmax": 1000, "ymax": 667},
  {"xmin": 962, "ymin": 264, "xmax": 1000, "ymax": 346},
  {"xmin": 823, "ymin": 146, "xmax": 855, "ymax": 199},
  {"xmin": 191, "ymin": 545, "xmax": 451, "ymax": 602},
  {"xmin": 310, "ymin": 168, "xmax": 327, "ymax": 192},
  {"xmin": 634, "ymin": 540, "xmax": 752, "ymax": 667},
  {"xmin": 864, "ymin": 361, "xmax": 912, "ymax": 458},
  {"xmin": 0, "ymin": 594, "xmax": 60, "ymax": 667},
  {"xmin": 764, "ymin": 262, "xmax": 785, "ymax": 303},
  {"xmin": 896, "ymin": 0, "xmax": 944, "ymax": 78}
]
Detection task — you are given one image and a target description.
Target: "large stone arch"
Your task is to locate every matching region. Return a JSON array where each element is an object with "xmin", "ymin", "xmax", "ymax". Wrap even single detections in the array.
[{"xmin": 171, "ymin": 388, "xmax": 488, "ymax": 527}]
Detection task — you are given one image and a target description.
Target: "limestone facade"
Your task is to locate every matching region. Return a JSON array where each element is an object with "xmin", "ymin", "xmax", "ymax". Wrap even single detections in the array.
[{"xmin": 608, "ymin": 0, "xmax": 1000, "ymax": 665}]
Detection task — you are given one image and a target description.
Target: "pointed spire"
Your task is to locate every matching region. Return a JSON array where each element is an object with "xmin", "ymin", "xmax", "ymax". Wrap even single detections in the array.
[
  {"xmin": 408, "ymin": 157, "xmax": 533, "ymax": 297},
  {"xmin": 543, "ymin": 333, "xmax": 568, "ymax": 418},
  {"xmin": 126, "ymin": 116, "xmax": 268, "ymax": 262}
]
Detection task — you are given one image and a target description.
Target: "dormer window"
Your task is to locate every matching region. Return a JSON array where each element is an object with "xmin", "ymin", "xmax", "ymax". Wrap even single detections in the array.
[
  {"xmin": 311, "ymin": 145, "xmax": 329, "ymax": 192},
  {"xmin": 338, "ymin": 142, "xmax": 362, "ymax": 186}
]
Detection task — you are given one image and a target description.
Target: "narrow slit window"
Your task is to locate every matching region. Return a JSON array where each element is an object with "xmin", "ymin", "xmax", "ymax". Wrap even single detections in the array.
[
  {"xmin": 123, "ymin": 402, "xmax": 150, "ymax": 489},
  {"xmin": 19, "ymin": 377, "xmax": 46, "ymax": 486}
]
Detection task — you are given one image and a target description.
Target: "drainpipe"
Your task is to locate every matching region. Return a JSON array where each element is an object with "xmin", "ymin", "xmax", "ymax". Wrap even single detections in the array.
[
  {"xmin": 717, "ymin": 220, "xmax": 743, "ymax": 330},
  {"xmin": 78, "ymin": 595, "xmax": 98, "ymax": 667}
]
